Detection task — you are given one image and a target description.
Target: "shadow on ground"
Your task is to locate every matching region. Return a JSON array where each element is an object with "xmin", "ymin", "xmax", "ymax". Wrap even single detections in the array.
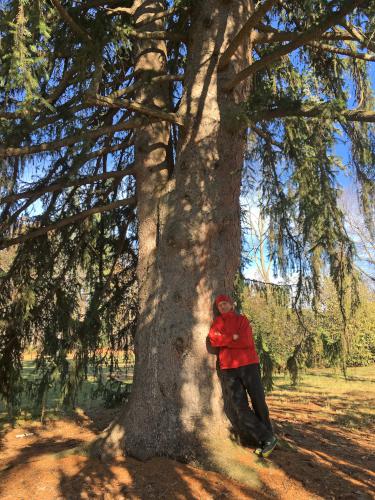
[{"xmin": 0, "ymin": 397, "xmax": 374, "ymax": 499}]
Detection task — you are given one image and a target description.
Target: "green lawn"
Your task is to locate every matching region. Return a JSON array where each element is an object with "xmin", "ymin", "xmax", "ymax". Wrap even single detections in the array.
[
  {"xmin": 271, "ymin": 364, "xmax": 375, "ymax": 430},
  {"xmin": 0, "ymin": 358, "xmax": 134, "ymax": 428}
]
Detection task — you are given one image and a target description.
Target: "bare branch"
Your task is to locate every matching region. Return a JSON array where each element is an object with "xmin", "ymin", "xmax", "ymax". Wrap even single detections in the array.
[
  {"xmin": 51, "ymin": 0, "xmax": 92, "ymax": 43},
  {"xmin": 223, "ymin": 0, "xmax": 367, "ymax": 91},
  {"xmin": 253, "ymin": 104, "xmax": 375, "ymax": 123},
  {"xmin": 218, "ymin": 0, "xmax": 277, "ymax": 70},
  {"xmin": 0, "ymin": 197, "xmax": 136, "ymax": 250},
  {"xmin": 88, "ymin": 93, "xmax": 185, "ymax": 125},
  {"xmin": 0, "ymin": 118, "xmax": 145, "ymax": 158},
  {"xmin": 0, "ymin": 165, "xmax": 136, "ymax": 205}
]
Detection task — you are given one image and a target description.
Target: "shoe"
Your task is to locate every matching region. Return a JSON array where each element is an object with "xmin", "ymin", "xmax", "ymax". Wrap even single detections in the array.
[
  {"xmin": 261, "ymin": 435, "xmax": 278, "ymax": 458},
  {"xmin": 253, "ymin": 446, "xmax": 262, "ymax": 456}
]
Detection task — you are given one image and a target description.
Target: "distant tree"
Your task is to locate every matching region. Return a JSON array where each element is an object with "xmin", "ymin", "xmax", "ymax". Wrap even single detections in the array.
[
  {"xmin": 1, "ymin": 0, "xmax": 374, "ymax": 461},
  {"xmin": 317, "ymin": 278, "xmax": 375, "ymax": 368}
]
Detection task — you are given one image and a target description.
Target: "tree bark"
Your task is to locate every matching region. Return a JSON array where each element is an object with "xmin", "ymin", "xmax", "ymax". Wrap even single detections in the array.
[{"xmin": 98, "ymin": 0, "xmax": 253, "ymax": 463}]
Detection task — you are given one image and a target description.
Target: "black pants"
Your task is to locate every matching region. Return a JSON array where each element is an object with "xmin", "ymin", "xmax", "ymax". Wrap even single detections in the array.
[{"xmin": 221, "ymin": 363, "xmax": 273, "ymax": 445}]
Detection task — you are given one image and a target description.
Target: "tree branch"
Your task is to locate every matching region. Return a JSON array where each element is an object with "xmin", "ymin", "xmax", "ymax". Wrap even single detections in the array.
[
  {"xmin": 128, "ymin": 29, "xmax": 187, "ymax": 43},
  {"xmin": 0, "ymin": 165, "xmax": 136, "ymax": 205},
  {"xmin": 252, "ymin": 125, "xmax": 283, "ymax": 148},
  {"xmin": 0, "ymin": 119, "xmax": 145, "ymax": 158},
  {"xmin": 223, "ymin": 0, "xmax": 367, "ymax": 91},
  {"xmin": 253, "ymin": 104, "xmax": 375, "ymax": 123},
  {"xmin": 218, "ymin": 0, "xmax": 277, "ymax": 70},
  {"xmin": 0, "ymin": 65, "xmax": 79, "ymax": 120},
  {"xmin": 0, "ymin": 197, "xmax": 136, "ymax": 250},
  {"xmin": 253, "ymin": 25, "xmax": 357, "ymax": 43},
  {"xmin": 308, "ymin": 41, "xmax": 375, "ymax": 61},
  {"xmin": 135, "ymin": 5, "xmax": 187, "ymax": 28},
  {"xmin": 105, "ymin": 6, "xmax": 135, "ymax": 15},
  {"xmin": 82, "ymin": 137, "xmax": 134, "ymax": 161},
  {"xmin": 88, "ymin": 93, "xmax": 184, "ymax": 125},
  {"xmin": 109, "ymin": 74, "xmax": 183, "ymax": 100},
  {"xmin": 81, "ymin": 0, "xmax": 130, "ymax": 8},
  {"xmin": 341, "ymin": 22, "xmax": 375, "ymax": 53},
  {"xmin": 51, "ymin": 0, "xmax": 92, "ymax": 43}
]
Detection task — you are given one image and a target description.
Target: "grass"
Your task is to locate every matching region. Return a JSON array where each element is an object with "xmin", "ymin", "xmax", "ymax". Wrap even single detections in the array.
[
  {"xmin": 0, "ymin": 356, "xmax": 134, "ymax": 429},
  {"xmin": 271, "ymin": 365, "xmax": 375, "ymax": 430},
  {"xmin": 1, "ymin": 360, "xmax": 374, "ymax": 433}
]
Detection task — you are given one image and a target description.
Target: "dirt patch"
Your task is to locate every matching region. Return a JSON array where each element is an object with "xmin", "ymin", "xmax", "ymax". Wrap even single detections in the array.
[{"xmin": 0, "ymin": 399, "xmax": 374, "ymax": 499}]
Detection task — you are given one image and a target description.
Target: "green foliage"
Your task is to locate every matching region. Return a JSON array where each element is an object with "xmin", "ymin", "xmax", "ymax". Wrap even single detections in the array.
[
  {"xmin": 92, "ymin": 377, "xmax": 132, "ymax": 409},
  {"xmin": 317, "ymin": 278, "xmax": 375, "ymax": 368},
  {"xmin": 0, "ymin": 208, "xmax": 138, "ymax": 405},
  {"xmin": 240, "ymin": 277, "xmax": 375, "ymax": 388}
]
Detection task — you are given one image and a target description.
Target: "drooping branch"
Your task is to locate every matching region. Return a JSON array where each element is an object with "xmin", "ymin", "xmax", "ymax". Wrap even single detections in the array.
[
  {"xmin": 223, "ymin": 0, "xmax": 367, "ymax": 90},
  {"xmin": 0, "ymin": 64, "xmax": 80, "ymax": 120},
  {"xmin": 0, "ymin": 118, "xmax": 146, "ymax": 158},
  {"xmin": 0, "ymin": 197, "xmax": 136, "ymax": 250},
  {"xmin": 0, "ymin": 164, "xmax": 136, "ymax": 205},
  {"xmin": 88, "ymin": 93, "xmax": 184, "ymax": 125},
  {"xmin": 245, "ymin": 277, "xmax": 293, "ymax": 289},
  {"xmin": 218, "ymin": 0, "xmax": 277, "ymax": 70},
  {"xmin": 51, "ymin": 0, "xmax": 92, "ymax": 43},
  {"xmin": 253, "ymin": 104, "xmax": 375, "ymax": 123}
]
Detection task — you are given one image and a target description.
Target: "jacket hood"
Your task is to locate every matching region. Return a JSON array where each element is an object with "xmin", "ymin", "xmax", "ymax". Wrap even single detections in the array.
[{"xmin": 215, "ymin": 294, "xmax": 233, "ymax": 307}]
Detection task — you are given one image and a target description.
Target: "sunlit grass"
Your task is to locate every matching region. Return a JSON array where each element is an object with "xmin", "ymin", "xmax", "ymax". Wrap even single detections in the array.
[{"xmin": 271, "ymin": 365, "xmax": 375, "ymax": 430}]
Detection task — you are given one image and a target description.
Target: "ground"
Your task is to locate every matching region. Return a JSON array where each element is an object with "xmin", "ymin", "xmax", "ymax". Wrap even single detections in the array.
[{"xmin": 0, "ymin": 366, "xmax": 374, "ymax": 499}]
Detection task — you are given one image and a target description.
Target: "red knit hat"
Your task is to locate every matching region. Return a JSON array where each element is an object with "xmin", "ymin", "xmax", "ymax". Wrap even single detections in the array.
[{"xmin": 215, "ymin": 294, "xmax": 233, "ymax": 307}]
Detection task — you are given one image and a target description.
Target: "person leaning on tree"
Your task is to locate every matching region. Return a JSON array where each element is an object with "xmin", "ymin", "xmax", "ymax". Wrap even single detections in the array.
[{"xmin": 208, "ymin": 294, "xmax": 277, "ymax": 458}]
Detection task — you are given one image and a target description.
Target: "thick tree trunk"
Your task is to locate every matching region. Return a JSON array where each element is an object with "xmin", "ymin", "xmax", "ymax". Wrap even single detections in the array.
[{"xmin": 99, "ymin": 0, "xmax": 253, "ymax": 463}]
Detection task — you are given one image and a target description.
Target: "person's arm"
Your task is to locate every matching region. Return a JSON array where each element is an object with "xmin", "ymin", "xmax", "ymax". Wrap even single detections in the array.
[
  {"xmin": 208, "ymin": 318, "xmax": 234, "ymax": 347},
  {"xmin": 225, "ymin": 316, "xmax": 252, "ymax": 348}
]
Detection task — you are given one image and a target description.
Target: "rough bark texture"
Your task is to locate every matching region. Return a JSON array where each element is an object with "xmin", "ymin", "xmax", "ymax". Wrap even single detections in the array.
[{"xmin": 99, "ymin": 0, "xmax": 253, "ymax": 463}]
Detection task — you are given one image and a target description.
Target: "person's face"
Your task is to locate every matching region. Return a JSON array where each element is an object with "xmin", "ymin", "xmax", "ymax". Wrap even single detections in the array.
[{"xmin": 217, "ymin": 301, "xmax": 233, "ymax": 314}]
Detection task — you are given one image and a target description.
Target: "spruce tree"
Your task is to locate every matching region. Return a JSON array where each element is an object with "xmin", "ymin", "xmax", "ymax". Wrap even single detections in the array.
[{"xmin": 1, "ymin": 0, "xmax": 374, "ymax": 461}]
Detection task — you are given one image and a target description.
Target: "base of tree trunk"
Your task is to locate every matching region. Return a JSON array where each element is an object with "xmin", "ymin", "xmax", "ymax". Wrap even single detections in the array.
[{"xmin": 90, "ymin": 417, "xmax": 263, "ymax": 491}]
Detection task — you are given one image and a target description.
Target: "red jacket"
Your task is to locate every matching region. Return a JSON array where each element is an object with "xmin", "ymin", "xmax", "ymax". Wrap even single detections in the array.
[{"xmin": 208, "ymin": 311, "xmax": 259, "ymax": 369}]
